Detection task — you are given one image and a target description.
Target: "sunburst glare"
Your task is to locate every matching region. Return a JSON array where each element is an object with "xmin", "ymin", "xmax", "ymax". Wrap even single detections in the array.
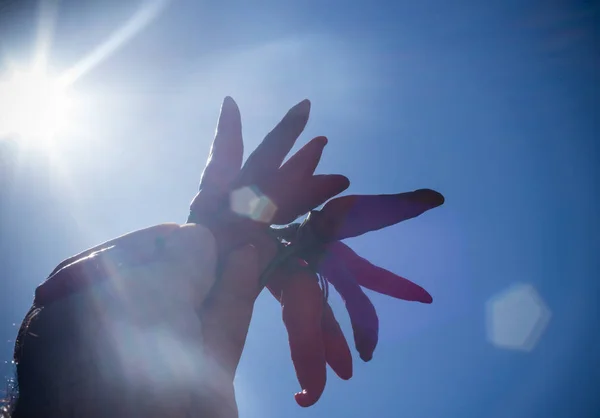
[{"xmin": 0, "ymin": 66, "xmax": 72, "ymax": 146}]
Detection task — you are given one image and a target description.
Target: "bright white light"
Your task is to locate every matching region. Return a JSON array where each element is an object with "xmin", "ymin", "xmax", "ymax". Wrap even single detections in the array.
[
  {"xmin": 230, "ymin": 186, "xmax": 278, "ymax": 223},
  {"xmin": 0, "ymin": 68, "xmax": 72, "ymax": 145}
]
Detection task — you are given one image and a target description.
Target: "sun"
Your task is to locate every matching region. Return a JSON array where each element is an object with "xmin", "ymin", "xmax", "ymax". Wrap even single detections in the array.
[
  {"xmin": 0, "ymin": 0, "xmax": 169, "ymax": 149},
  {"xmin": 0, "ymin": 67, "xmax": 72, "ymax": 146}
]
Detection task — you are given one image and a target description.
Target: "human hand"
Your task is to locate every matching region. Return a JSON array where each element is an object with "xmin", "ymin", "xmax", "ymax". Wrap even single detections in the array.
[{"xmin": 14, "ymin": 222, "xmax": 276, "ymax": 418}]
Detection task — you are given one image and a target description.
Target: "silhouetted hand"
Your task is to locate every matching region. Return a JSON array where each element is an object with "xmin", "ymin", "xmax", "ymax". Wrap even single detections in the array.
[{"xmin": 14, "ymin": 223, "xmax": 276, "ymax": 418}]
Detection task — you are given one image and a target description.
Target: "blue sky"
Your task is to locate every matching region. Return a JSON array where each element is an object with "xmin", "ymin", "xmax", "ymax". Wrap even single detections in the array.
[{"xmin": 1, "ymin": 0, "xmax": 599, "ymax": 417}]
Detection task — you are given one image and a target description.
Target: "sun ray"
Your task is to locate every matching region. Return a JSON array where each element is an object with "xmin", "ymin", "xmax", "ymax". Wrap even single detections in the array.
[
  {"xmin": 32, "ymin": 0, "xmax": 60, "ymax": 73},
  {"xmin": 59, "ymin": 0, "xmax": 170, "ymax": 87}
]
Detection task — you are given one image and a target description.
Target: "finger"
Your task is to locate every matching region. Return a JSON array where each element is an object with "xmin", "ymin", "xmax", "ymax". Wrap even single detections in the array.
[
  {"xmin": 47, "ymin": 223, "xmax": 181, "ymax": 277},
  {"xmin": 201, "ymin": 245, "xmax": 260, "ymax": 377},
  {"xmin": 36, "ymin": 243, "xmax": 152, "ymax": 306},
  {"xmin": 277, "ymin": 265, "xmax": 326, "ymax": 407},
  {"xmin": 238, "ymin": 99, "xmax": 311, "ymax": 185},
  {"xmin": 37, "ymin": 224, "xmax": 182, "ymax": 304},
  {"xmin": 279, "ymin": 136, "xmax": 327, "ymax": 179},
  {"xmin": 322, "ymin": 302, "xmax": 353, "ymax": 380},
  {"xmin": 37, "ymin": 224, "xmax": 217, "ymax": 335}
]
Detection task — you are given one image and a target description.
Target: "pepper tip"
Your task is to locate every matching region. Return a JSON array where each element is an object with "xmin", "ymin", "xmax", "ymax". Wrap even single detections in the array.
[
  {"xmin": 294, "ymin": 389, "xmax": 318, "ymax": 407},
  {"xmin": 414, "ymin": 189, "xmax": 445, "ymax": 207},
  {"xmin": 359, "ymin": 352, "xmax": 373, "ymax": 362}
]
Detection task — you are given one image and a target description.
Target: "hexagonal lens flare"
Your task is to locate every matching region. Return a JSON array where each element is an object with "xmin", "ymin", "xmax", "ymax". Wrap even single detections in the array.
[
  {"xmin": 230, "ymin": 186, "xmax": 277, "ymax": 223},
  {"xmin": 486, "ymin": 283, "xmax": 551, "ymax": 352}
]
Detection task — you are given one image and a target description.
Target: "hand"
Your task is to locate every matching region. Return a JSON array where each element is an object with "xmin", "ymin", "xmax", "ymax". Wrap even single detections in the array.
[{"xmin": 13, "ymin": 223, "xmax": 276, "ymax": 418}]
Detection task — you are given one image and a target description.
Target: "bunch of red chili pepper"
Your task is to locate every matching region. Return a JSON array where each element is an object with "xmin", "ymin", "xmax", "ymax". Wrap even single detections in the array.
[{"xmin": 187, "ymin": 97, "xmax": 445, "ymax": 407}]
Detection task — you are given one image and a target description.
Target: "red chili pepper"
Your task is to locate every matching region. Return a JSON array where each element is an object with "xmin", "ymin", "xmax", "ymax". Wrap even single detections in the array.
[
  {"xmin": 192, "ymin": 97, "xmax": 244, "ymax": 221},
  {"xmin": 235, "ymin": 99, "xmax": 311, "ymax": 188},
  {"xmin": 326, "ymin": 241, "xmax": 432, "ymax": 304},
  {"xmin": 265, "ymin": 135, "xmax": 350, "ymax": 224},
  {"xmin": 308, "ymin": 189, "xmax": 445, "ymax": 242},
  {"xmin": 279, "ymin": 135, "xmax": 327, "ymax": 178},
  {"xmin": 266, "ymin": 263, "xmax": 352, "ymax": 386},
  {"xmin": 318, "ymin": 254, "xmax": 379, "ymax": 362},
  {"xmin": 261, "ymin": 174, "xmax": 350, "ymax": 225},
  {"xmin": 200, "ymin": 96, "xmax": 244, "ymax": 193},
  {"xmin": 321, "ymin": 301, "xmax": 353, "ymax": 380},
  {"xmin": 272, "ymin": 263, "xmax": 327, "ymax": 407}
]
